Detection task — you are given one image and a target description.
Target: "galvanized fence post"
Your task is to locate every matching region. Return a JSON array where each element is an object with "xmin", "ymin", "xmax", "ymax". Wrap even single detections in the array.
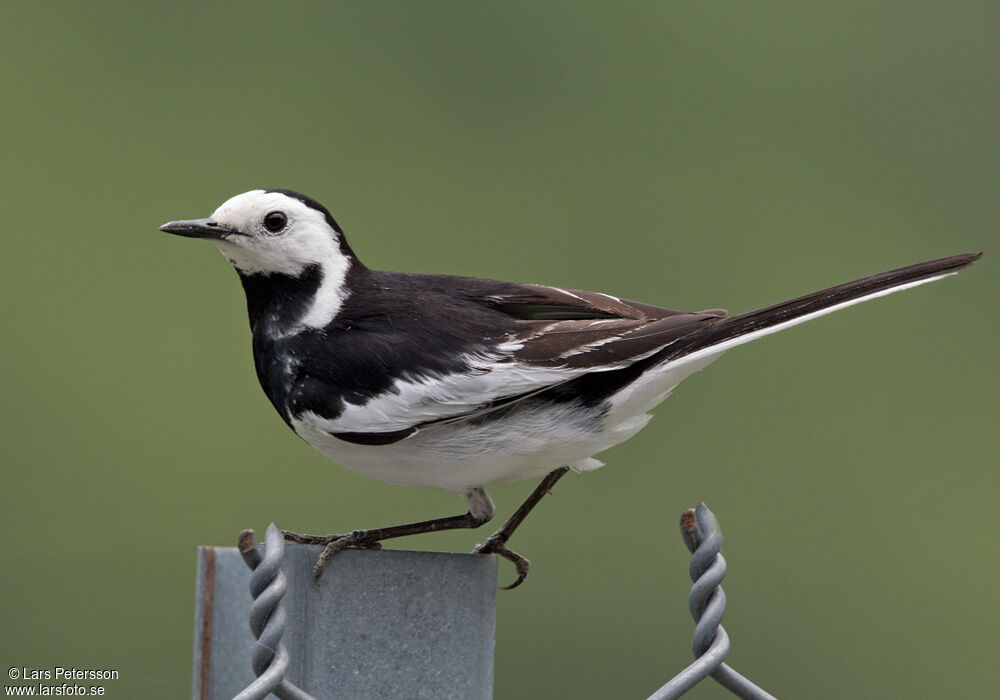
[{"xmin": 192, "ymin": 526, "xmax": 497, "ymax": 700}]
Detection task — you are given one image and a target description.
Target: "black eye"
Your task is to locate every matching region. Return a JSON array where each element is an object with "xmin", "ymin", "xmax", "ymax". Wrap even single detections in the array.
[{"xmin": 263, "ymin": 211, "xmax": 287, "ymax": 232}]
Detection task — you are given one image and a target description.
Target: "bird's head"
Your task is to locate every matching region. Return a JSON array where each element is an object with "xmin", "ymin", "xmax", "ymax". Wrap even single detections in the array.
[{"xmin": 160, "ymin": 189, "xmax": 358, "ymax": 276}]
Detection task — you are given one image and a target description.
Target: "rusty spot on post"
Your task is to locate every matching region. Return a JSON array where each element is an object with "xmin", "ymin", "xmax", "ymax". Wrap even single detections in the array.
[{"xmin": 198, "ymin": 547, "xmax": 216, "ymax": 700}]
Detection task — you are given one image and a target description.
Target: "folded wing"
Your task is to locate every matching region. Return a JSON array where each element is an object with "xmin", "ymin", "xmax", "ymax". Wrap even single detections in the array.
[{"xmin": 314, "ymin": 283, "xmax": 724, "ymax": 443}]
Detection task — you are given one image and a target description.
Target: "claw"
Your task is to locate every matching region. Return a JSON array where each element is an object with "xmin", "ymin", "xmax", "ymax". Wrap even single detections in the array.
[
  {"xmin": 313, "ymin": 536, "xmax": 349, "ymax": 579},
  {"xmin": 474, "ymin": 538, "xmax": 531, "ymax": 589},
  {"xmin": 281, "ymin": 529, "xmax": 382, "ymax": 582},
  {"xmin": 496, "ymin": 545, "xmax": 530, "ymax": 590}
]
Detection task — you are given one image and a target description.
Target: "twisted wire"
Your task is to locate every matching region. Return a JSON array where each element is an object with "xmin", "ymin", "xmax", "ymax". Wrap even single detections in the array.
[
  {"xmin": 647, "ymin": 503, "xmax": 777, "ymax": 700},
  {"xmin": 234, "ymin": 523, "xmax": 315, "ymax": 700}
]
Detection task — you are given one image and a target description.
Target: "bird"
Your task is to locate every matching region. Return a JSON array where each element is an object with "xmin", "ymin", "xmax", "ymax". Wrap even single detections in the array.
[{"xmin": 160, "ymin": 188, "xmax": 981, "ymax": 587}]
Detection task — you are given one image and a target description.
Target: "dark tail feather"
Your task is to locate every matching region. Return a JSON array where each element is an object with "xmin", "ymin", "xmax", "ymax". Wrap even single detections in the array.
[{"xmin": 667, "ymin": 252, "xmax": 982, "ymax": 362}]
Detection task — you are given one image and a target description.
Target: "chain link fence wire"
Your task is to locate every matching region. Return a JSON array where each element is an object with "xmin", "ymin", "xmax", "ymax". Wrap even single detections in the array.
[
  {"xmin": 229, "ymin": 504, "xmax": 775, "ymax": 699},
  {"xmin": 646, "ymin": 503, "xmax": 776, "ymax": 700},
  {"xmin": 235, "ymin": 524, "xmax": 316, "ymax": 700}
]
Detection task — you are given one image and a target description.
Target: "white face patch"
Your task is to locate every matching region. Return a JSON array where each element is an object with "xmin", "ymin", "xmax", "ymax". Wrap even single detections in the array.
[{"xmin": 208, "ymin": 190, "xmax": 353, "ymax": 330}]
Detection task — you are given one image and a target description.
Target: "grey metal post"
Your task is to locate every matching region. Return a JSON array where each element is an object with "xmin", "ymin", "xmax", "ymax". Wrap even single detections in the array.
[{"xmin": 193, "ymin": 530, "xmax": 498, "ymax": 700}]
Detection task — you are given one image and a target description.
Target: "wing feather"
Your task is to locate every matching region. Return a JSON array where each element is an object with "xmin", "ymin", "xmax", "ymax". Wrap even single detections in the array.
[{"xmin": 304, "ymin": 281, "xmax": 726, "ymax": 442}]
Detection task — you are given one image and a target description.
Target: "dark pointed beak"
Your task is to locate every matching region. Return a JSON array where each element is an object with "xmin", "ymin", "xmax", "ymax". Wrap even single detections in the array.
[{"xmin": 159, "ymin": 218, "xmax": 234, "ymax": 240}]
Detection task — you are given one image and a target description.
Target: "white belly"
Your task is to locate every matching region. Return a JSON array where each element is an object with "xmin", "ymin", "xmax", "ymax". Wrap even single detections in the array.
[
  {"xmin": 290, "ymin": 401, "xmax": 645, "ymax": 492},
  {"xmin": 289, "ymin": 351, "xmax": 725, "ymax": 493}
]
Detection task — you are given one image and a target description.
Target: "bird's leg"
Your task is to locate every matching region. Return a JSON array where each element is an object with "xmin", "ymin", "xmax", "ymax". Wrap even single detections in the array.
[
  {"xmin": 282, "ymin": 487, "xmax": 495, "ymax": 579},
  {"xmin": 473, "ymin": 466, "xmax": 570, "ymax": 589}
]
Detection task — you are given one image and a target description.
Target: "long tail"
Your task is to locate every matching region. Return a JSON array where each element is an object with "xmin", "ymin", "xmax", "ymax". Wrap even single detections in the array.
[{"xmin": 666, "ymin": 252, "xmax": 982, "ymax": 365}]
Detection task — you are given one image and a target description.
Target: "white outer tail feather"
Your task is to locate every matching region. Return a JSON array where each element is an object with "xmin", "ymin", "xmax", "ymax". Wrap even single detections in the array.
[{"xmin": 608, "ymin": 271, "xmax": 955, "ymax": 421}]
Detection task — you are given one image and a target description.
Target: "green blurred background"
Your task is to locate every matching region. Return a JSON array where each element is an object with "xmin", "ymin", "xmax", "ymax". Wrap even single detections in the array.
[{"xmin": 1, "ymin": 2, "xmax": 997, "ymax": 698}]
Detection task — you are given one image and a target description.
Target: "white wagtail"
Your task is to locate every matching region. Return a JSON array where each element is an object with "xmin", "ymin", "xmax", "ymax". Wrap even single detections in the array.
[{"xmin": 161, "ymin": 189, "xmax": 981, "ymax": 587}]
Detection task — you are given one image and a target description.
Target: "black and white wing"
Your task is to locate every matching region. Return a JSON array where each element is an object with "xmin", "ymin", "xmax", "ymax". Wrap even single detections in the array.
[
  {"xmin": 295, "ymin": 279, "xmax": 726, "ymax": 444},
  {"xmin": 296, "ymin": 252, "xmax": 981, "ymax": 445}
]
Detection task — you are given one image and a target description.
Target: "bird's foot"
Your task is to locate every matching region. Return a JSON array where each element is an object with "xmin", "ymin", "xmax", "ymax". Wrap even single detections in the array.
[
  {"xmin": 281, "ymin": 529, "xmax": 383, "ymax": 580},
  {"xmin": 473, "ymin": 535, "xmax": 530, "ymax": 590}
]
